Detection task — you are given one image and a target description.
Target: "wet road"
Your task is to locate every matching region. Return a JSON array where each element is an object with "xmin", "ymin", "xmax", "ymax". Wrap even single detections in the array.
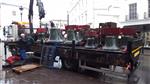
[
  {"xmin": 0, "ymin": 68, "xmax": 107, "ymax": 84},
  {"xmin": 135, "ymin": 49, "xmax": 150, "ymax": 84},
  {"xmin": 0, "ymin": 42, "xmax": 150, "ymax": 84}
]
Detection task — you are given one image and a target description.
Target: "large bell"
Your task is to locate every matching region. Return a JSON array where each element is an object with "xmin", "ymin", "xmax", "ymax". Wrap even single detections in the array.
[
  {"xmin": 48, "ymin": 28, "xmax": 64, "ymax": 43},
  {"xmin": 76, "ymin": 31, "xmax": 84, "ymax": 42},
  {"xmin": 65, "ymin": 30, "xmax": 78, "ymax": 44},
  {"xmin": 85, "ymin": 37, "xmax": 96, "ymax": 49},
  {"xmin": 102, "ymin": 36, "xmax": 119, "ymax": 50}
]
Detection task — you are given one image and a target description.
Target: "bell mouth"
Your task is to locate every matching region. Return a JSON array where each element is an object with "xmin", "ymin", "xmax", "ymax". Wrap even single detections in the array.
[
  {"xmin": 46, "ymin": 40, "xmax": 64, "ymax": 43},
  {"xmin": 64, "ymin": 40, "xmax": 79, "ymax": 45},
  {"xmin": 102, "ymin": 46, "xmax": 119, "ymax": 50}
]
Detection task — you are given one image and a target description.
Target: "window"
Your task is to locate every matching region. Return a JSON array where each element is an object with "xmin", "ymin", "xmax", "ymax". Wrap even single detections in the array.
[
  {"xmin": 148, "ymin": 0, "xmax": 150, "ymax": 17},
  {"xmin": 129, "ymin": 3, "xmax": 137, "ymax": 20}
]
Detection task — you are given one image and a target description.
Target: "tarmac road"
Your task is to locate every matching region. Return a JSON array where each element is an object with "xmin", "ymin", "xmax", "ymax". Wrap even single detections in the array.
[{"xmin": 0, "ymin": 68, "xmax": 107, "ymax": 84}]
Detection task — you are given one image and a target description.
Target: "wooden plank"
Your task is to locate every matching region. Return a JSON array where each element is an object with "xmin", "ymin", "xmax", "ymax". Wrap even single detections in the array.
[{"xmin": 12, "ymin": 64, "xmax": 41, "ymax": 73}]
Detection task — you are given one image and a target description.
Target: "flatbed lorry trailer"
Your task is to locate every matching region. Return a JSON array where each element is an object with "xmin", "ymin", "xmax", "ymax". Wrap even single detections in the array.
[{"xmin": 58, "ymin": 39, "xmax": 143, "ymax": 79}]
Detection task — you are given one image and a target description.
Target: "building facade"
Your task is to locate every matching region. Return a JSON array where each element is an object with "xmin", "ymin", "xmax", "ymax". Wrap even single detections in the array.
[
  {"xmin": 69, "ymin": 0, "xmax": 150, "ymax": 47},
  {"xmin": 68, "ymin": 0, "xmax": 125, "ymax": 28},
  {"xmin": 120, "ymin": 0, "xmax": 150, "ymax": 47}
]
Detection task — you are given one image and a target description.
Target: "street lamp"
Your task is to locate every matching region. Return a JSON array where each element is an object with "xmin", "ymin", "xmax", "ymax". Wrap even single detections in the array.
[
  {"xmin": 67, "ymin": 11, "xmax": 69, "ymax": 25},
  {"xmin": 19, "ymin": 6, "xmax": 24, "ymax": 21}
]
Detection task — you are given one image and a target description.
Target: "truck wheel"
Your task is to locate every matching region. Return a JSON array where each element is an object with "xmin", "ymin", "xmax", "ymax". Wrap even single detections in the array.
[
  {"xmin": 62, "ymin": 58, "xmax": 78, "ymax": 71},
  {"xmin": 63, "ymin": 59, "xmax": 72, "ymax": 69}
]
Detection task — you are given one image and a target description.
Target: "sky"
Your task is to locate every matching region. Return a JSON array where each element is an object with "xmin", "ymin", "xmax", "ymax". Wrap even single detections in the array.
[
  {"xmin": 1, "ymin": 0, "xmax": 70, "ymax": 21},
  {"xmin": 0, "ymin": 0, "xmax": 126, "ymax": 22},
  {"xmin": 44, "ymin": 0, "xmax": 70, "ymax": 20}
]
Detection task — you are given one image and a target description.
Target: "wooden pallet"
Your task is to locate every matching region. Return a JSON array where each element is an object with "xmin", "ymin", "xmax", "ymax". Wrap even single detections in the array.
[{"xmin": 12, "ymin": 64, "xmax": 41, "ymax": 73}]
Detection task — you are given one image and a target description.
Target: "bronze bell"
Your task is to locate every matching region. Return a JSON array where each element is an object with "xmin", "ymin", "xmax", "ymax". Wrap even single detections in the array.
[
  {"xmin": 76, "ymin": 31, "xmax": 84, "ymax": 42},
  {"xmin": 102, "ymin": 36, "xmax": 119, "ymax": 50},
  {"xmin": 85, "ymin": 37, "xmax": 96, "ymax": 48},
  {"xmin": 48, "ymin": 28, "xmax": 64, "ymax": 42},
  {"xmin": 65, "ymin": 30, "xmax": 78, "ymax": 44}
]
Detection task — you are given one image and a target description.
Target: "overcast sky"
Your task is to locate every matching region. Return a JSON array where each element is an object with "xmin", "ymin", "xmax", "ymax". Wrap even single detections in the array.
[
  {"xmin": 43, "ymin": 0, "xmax": 70, "ymax": 20},
  {"xmin": 1, "ymin": 0, "xmax": 70, "ymax": 20}
]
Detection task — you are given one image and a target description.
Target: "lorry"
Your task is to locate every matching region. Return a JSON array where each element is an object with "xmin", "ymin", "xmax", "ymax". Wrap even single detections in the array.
[
  {"xmin": 4, "ymin": 21, "xmax": 143, "ymax": 80},
  {"xmin": 56, "ymin": 22, "xmax": 143, "ymax": 79}
]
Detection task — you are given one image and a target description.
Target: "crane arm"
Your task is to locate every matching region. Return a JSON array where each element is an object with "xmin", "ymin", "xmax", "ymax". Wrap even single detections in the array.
[
  {"xmin": 36, "ymin": 0, "xmax": 45, "ymax": 20},
  {"xmin": 28, "ymin": 0, "xmax": 45, "ymax": 34},
  {"xmin": 28, "ymin": 0, "xmax": 34, "ymax": 34}
]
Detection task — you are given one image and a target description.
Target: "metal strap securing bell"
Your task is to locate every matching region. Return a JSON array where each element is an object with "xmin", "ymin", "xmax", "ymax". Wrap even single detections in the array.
[
  {"xmin": 85, "ymin": 37, "xmax": 96, "ymax": 49},
  {"xmin": 102, "ymin": 36, "xmax": 119, "ymax": 50},
  {"xmin": 48, "ymin": 28, "xmax": 64, "ymax": 43},
  {"xmin": 65, "ymin": 30, "xmax": 78, "ymax": 44}
]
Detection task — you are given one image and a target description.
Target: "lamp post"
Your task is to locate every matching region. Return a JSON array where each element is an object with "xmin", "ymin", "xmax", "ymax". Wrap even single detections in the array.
[
  {"xmin": 19, "ymin": 6, "xmax": 23, "ymax": 22},
  {"xmin": 67, "ymin": 11, "xmax": 69, "ymax": 25}
]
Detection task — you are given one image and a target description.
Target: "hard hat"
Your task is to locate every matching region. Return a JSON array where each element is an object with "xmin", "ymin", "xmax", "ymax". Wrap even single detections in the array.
[{"xmin": 20, "ymin": 33, "xmax": 25, "ymax": 37}]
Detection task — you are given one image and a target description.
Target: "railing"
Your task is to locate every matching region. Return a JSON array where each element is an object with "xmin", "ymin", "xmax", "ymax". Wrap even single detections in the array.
[
  {"xmin": 125, "ymin": 15, "xmax": 138, "ymax": 21},
  {"xmin": 125, "ymin": 12, "xmax": 150, "ymax": 21}
]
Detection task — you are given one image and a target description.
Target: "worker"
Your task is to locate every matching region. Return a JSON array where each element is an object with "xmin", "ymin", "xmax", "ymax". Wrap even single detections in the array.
[{"xmin": 17, "ymin": 33, "xmax": 27, "ymax": 60}]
